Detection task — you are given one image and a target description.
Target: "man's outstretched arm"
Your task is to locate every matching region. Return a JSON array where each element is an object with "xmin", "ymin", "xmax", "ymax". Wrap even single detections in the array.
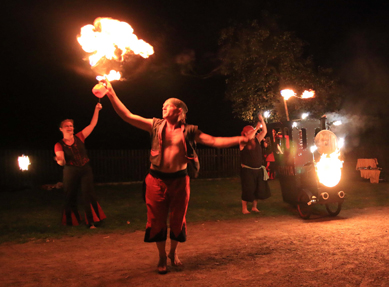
[
  {"xmin": 195, "ymin": 131, "xmax": 248, "ymax": 148},
  {"xmin": 101, "ymin": 79, "xmax": 153, "ymax": 133}
]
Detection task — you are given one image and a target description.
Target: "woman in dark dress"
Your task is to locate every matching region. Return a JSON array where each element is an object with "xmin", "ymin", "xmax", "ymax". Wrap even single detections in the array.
[{"xmin": 54, "ymin": 103, "xmax": 106, "ymax": 228}]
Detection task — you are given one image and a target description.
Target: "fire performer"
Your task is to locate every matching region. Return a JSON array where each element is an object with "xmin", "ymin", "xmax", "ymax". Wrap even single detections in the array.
[
  {"xmin": 99, "ymin": 79, "xmax": 248, "ymax": 274},
  {"xmin": 239, "ymin": 114, "xmax": 271, "ymax": 214},
  {"xmin": 54, "ymin": 103, "xmax": 106, "ymax": 229}
]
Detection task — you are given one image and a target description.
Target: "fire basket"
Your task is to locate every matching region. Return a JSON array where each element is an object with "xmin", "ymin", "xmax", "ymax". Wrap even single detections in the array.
[{"xmin": 266, "ymin": 116, "xmax": 345, "ymax": 219}]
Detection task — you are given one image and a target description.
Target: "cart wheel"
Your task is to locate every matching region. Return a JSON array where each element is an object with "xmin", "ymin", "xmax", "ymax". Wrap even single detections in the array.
[
  {"xmin": 297, "ymin": 192, "xmax": 312, "ymax": 219},
  {"xmin": 325, "ymin": 202, "xmax": 342, "ymax": 216}
]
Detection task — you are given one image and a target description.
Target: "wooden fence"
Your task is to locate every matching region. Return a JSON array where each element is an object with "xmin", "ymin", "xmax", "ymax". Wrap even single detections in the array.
[
  {"xmin": 0, "ymin": 148, "xmax": 241, "ymax": 190},
  {"xmin": 1, "ymin": 143, "xmax": 387, "ymax": 191}
]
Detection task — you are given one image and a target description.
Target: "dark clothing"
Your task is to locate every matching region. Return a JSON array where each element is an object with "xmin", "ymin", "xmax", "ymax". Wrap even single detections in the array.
[
  {"xmin": 144, "ymin": 170, "xmax": 189, "ymax": 243},
  {"xmin": 61, "ymin": 164, "xmax": 106, "ymax": 226},
  {"xmin": 150, "ymin": 118, "xmax": 200, "ymax": 178},
  {"xmin": 240, "ymin": 137, "xmax": 271, "ymax": 202},
  {"xmin": 55, "ymin": 132, "xmax": 89, "ymax": 167},
  {"xmin": 55, "ymin": 132, "xmax": 106, "ymax": 226},
  {"xmin": 240, "ymin": 137, "xmax": 263, "ymax": 168},
  {"xmin": 240, "ymin": 167, "xmax": 271, "ymax": 202}
]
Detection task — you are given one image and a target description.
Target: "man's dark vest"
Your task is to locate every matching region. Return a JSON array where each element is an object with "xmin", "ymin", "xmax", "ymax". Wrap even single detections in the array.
[{"xmin": 150, "ymin": 118, "xmax": 200, "ymax": 178}]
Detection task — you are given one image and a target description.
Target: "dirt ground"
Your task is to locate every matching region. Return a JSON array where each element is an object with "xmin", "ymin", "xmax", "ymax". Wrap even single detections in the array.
[{"xmin": 1, "ymin": 206, "xmax": 389, "ymax": 287}]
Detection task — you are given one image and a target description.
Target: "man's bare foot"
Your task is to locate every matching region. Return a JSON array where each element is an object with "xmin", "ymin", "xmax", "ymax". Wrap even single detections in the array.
[
  {"xmin": 242, "ymin": 209, "xmax": 250, "ymax": 214},
  {"xmin": 157, "ymin": 256, "xmax": 167, "ymax": 274},
  {"xmin": 251, "ymin": 208, "xmax": 260, "ymax": 212},
  {"xmin": 168, "ymin": 252, "xmax": 183, "ymax": 266}
]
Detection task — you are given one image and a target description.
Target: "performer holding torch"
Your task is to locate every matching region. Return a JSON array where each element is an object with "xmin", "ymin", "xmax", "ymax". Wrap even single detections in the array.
[
  {"xmin": 239, "ymin": 114, "xmax": 271, "ymax": 214},
  {"xmin": 96, "ymin": 79, "xmax": 249, "ymax": 274},
  {"xmin": 54, "ymin": 103, "xmax": 106, "ymax": 229}
]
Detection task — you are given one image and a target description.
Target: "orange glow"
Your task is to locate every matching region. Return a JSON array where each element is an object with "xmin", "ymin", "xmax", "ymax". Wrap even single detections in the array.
[
  {"xmin": 96, "ymin": 70, "xmax": 121, "ymax": 81},
  {"xmin": 301, "ymin": 90, "xmax": 315, "ymax": 99},
  {"xmin": 316, "ymin": 151, "xmax": 343, "ymax": 187},
  {"xmin": 280, "ymin": 89, "xmax": 296, "ymax": 100},
  {"xmin": 77, "ymin": 17, "xmax": 154, "ymax": 81},
  {"xmin": 18, "ymin": 155, "xmax": 31, "ymax": 171}
]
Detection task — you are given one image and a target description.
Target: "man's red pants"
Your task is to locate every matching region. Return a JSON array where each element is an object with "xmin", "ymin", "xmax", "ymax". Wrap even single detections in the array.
[{"xmin": 144, "ymin": 171, "xmax": 190, "ymax": 242}]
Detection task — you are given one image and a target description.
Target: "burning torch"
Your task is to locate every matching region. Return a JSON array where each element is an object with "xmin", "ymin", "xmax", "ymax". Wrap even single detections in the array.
[
  {"xmin": 280, "ymin": 89, "xmax": 315, "ymax": 121},
  {"xmin": 77, "ymin": 17, "xmax": 154, "ymax": 100},
  {"xmin": 280, "ymin": 89, "xmax": 294, "ymax": 121}
]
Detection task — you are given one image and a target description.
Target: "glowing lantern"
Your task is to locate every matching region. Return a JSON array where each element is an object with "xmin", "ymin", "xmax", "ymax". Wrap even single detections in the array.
[{"xmin": 18, "ymin": 155, "xmax": 31, "ymax": 171}]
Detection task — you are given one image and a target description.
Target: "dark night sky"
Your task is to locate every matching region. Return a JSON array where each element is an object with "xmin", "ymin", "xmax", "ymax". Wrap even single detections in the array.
[{"xmin": 3, "ymin": 0, "xmax": 389, "ymax": 150}]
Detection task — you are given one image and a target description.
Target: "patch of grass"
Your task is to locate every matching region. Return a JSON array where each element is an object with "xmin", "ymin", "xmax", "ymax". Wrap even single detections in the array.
[{"xmin": 0, "ymin": 177, "xmax": 387, "ymax": 244}]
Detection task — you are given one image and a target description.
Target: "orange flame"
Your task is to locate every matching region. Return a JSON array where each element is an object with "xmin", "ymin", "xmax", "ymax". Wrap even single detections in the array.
[
  {"xmin": 77, "ymin": 17, "xmax": 154, "ymax": 81},
  {"xmin": 301, "ymin": 90, "xmax": 315, "ymax": 99},
  {"xmin": 316, "ymin": 151, "xmax": 343, "ymax": 187},
  {"xmin": 96, "ymin": 70, "xmax": 121, "ymax": 82},
  {"xmin": 280, "ymin": 89, "xmax": 296, "ymax": 100},
  {"xmin": 18, "ymin": 155, "xmax": 31, "ymax": 171}
]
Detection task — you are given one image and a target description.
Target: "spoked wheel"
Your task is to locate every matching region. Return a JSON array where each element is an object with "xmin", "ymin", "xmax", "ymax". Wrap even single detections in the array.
[
  {"xmin": 297, "ymin": 192, "xmax": 312, "ymax": 219},
  {"xmin": 325, "ymin": 202, "xmax": 342, "ymax": 216}
]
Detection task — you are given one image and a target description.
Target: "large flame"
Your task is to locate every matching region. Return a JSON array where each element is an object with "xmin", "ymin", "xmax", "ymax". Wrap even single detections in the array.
[
  {"xmin": 316, "ymin": 151, "xmax": 343, "ymax": 187},
  {"xmin": 77, "ymin": 17, "xmax": 154, "ymax": 81},
  {"xmin": 18, "ymin": 155, "xmax": 31, "ymax": 171}
]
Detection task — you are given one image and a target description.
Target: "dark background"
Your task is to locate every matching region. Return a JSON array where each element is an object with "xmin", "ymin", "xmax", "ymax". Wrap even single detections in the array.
[{"xmin": 3, "ymin": 0, "xmax": 389, "ymax": 150}]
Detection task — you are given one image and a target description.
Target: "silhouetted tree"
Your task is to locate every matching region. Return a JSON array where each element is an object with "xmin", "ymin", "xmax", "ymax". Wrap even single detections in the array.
[{"xmin": 218, "ymin": 14, "xmax": 342, "ymax": 123}]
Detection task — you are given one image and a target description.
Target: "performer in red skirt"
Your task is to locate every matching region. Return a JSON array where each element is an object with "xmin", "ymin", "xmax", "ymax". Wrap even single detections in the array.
[{"xmin": 54, "ymin": 103, "xmax": 106, "ymax": 229}]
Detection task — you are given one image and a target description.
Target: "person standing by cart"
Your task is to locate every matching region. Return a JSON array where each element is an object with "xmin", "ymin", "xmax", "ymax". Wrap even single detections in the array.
[{"xmin": 239, "ymin": 114, "xmax": 271, "ymax": 214}]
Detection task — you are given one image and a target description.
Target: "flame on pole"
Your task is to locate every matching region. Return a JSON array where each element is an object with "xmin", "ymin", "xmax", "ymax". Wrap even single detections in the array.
[
  {"xmin": 280, "ymin": 89, "xmax": 316, "ymax": 121},
  {"xmin": 280, "ymin": 89, "xmax": 295, "ymax": 121},
  {"xmin": 18, "ymin": 155, "xmax": 31, "ymax": 171},
  {"xmin": 301, "ymin": 90, "xmax": 315, "ymax": 99}
]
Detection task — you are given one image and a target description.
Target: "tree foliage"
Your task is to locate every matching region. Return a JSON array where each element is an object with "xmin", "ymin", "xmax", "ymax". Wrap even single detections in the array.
[{"xmin": 218, "ymin": 15, "xmax": 342, "ymax": 123}]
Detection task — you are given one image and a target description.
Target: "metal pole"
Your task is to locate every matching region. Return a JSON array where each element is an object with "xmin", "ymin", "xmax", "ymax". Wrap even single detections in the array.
[{"xmin": 283, "ymin": 98, "xmax": 290, "ymax": 121}]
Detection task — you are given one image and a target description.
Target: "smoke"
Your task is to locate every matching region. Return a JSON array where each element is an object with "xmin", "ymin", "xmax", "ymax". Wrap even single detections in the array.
[
  {"xmin": 175, "ymin": 49, "xmax": 196, "ymax": 76},
  {"xmin": 327, "ymin": 28, "xmax": 389, "ymax": 150},
  {"xmin": 175, "ymin": 49, "xmax": 220, "ymax": 78},
  {"xmin": 325, "ymin": 110, "xmax": 381, "ymax": 150}
]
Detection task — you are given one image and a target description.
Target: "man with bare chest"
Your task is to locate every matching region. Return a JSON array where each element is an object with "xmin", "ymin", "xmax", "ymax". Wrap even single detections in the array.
[{"xmin": 101, "ymin": 79, "xmax": 248, "ymax": 274}]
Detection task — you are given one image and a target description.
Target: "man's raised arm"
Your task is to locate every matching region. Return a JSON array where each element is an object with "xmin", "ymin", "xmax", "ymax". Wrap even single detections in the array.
[
  {"xmin": 255, "ymin": 114, "xmax": 267, "ymax": 142},
  {"xmin": 101, "ymin": 79, "xmax": 153, "ymax": 133}
]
